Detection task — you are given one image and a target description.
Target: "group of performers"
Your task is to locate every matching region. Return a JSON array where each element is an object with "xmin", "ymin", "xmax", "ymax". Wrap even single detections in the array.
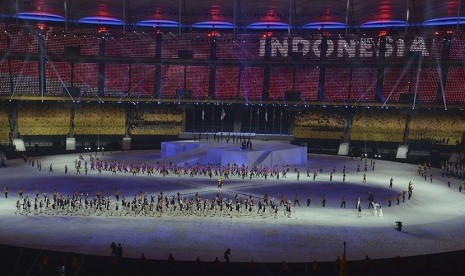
[
  {"xmin": 14, "ymin": 189, "xmax": 298, "ymax": 219},
  {"xmin": 11, "ymin": 152, "xmax": 445, "ymax": 220}
]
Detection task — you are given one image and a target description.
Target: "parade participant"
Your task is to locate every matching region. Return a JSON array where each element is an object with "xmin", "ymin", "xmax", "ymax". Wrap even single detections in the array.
[
  {"xmin": 340, "ymin": 195, "xmax": 346, "ymax": 208},
  {"xmin": 294, "ymin": 195, "xmax": 300, "ymax": 207}
]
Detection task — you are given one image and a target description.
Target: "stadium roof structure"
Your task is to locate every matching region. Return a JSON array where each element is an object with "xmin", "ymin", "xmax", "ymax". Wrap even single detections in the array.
[{"xmin": 0, "ymin": 0, "xmax": 464, "ymax": 30}]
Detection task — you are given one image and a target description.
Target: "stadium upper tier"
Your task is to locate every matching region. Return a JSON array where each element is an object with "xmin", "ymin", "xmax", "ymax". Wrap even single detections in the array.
[{"xmin": 1, "ymin": 24, "xmax": 465, "ymax": 104}]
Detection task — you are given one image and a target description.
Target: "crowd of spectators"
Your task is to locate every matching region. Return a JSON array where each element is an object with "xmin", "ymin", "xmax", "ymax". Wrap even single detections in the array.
[
  {"xmin": 293, "ymin": 109, "xmax": 346, "ymax": 140},
  {"xmin": 74, "ymin": 104, "xmax": 126, "ymax": 136},
  {"xmin": 131, "ymin": 108, "xmax": 183, "ymax": 136},
  {"xmin": 17, "ymin": 102, "xmax": 70, "ymax": 136},
  {"xmin": 351, "ymin": 110, "xmax": 406, "ymax": 142},
  {"xmin": 409, "ymin": 112, "xmax": 465, "ymax": 146}
]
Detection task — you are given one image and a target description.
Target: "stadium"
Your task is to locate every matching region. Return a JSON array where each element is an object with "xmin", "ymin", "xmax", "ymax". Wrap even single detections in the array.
[{"xmin": 1, "ymin": 0, "xmax": 465, "ymax": 275}]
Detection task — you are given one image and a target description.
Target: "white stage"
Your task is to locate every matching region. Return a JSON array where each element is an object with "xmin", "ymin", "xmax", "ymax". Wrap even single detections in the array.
[
  {"xmin": 0, "ymin": 150, "xmax": 465, "ymax": 263},
  {"xmin": 161, "ymin": 140, "xmax": 307, "ymax": 166}
]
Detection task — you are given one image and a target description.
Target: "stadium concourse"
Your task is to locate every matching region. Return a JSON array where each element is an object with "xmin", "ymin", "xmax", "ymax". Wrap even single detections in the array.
[{"xmin": 1, "ymin": 147, "xmax": 465, "ymax": 263}]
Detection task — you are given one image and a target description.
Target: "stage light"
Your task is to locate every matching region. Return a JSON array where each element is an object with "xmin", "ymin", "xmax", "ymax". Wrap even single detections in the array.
[{"xmin": 37, "ymin": 23, "xmax": 46, "ymax": 31}]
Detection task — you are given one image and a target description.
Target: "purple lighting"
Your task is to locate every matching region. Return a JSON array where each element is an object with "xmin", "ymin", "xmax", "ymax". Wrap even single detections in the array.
[
  {"xmin": 78, "ymin": 16, "xmax": 124, "ymax": 26},
  {"xmin": 136, "ymin": 20, "xmax": 180, "ymax": 28},
  {"xmin": 360, "ymin": 20, "xmax": 407, "ymax": 28},
  {"xmin": 247, "ymin": 22, "xmax": 289, "ymax": 30},
  {"xmin": 11, "ymin": 12, "xmax": 65, "ymax": 22},
  {"xmin": 302, "ymin": 22, "xmax": 346, "ymax": 30},
  {"xmin": 192, "ymin": 21, "xmax": 234, "ymax": 29},
  {"xmin": 423, "ymin": 17, "xmax": 465, "ymax": 26}
]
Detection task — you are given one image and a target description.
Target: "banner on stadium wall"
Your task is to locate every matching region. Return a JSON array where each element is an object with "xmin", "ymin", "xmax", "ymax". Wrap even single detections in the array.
[{"xmin": 258, "ymin": 36, "xmax": 438, "ymax": 59}]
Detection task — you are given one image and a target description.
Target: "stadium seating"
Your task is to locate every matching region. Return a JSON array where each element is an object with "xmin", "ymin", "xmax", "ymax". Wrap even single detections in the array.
[
  {"xmin": 73, "ymin": 63, "xmax": 99, "ymax": 97},
  {"xmin": 2, "ymin": 30, "xmax": 465, "ymax": 104},
  {"xmin": 74, "ymin": 104, "xmax": 125, "ymax": 135},
  {"xmin": 351, "ymin": 110, "xmax": 406, "ymax": 142},
  {"xmin": 9, "ymin": 33, "xmax": 38, "ymax": 54},
  {"xmin": 415, "ymin": 68, "xmax": 440, "ymax": 103},
  {"xmin": 45, "ymin": 33, "xmax": 99, "ymax": 56},
  {"xmin": 10, "ymin": 60, "xmax": 40, "ymax": 96},
  {"xmin": 240, "ymin": 67, "xmax": 264, "ymax": 100},
  {"xmin": 0, "ymin": 106, "xmax": 9, "ymax": 144},
  {"xmin": 269, "ymin": 67, "xmax": 294, "ymax": 101},
  {"xmin": 444, "ymin": 68, "xmax": 465, "ymax": 103},
  {"xmin": 349, "ymin": 68, "xmax": 377, "ymax": 103},
  {"xmin": 409, "ymin": 111, "xmax": 465, "ymax": 145},
  {"xmin": 0, "ymin": 61, "xmax": 10, "ymax": 95},
  {"xmin": 130, "ymin": 64, "xmax": 156, "ymax": 97},
  {"xmin": 295, "ymin": 67, "xmax": 319, "ymax": 102},
  {"xmin": 160, "ymin": 65, "xmax": 184, "ymax": 98},
  {"xmin": 45, "ymin": 62, "xmax": 72, "ymax": 95},
  {"xmin": 293, "ymin": 109, "xmax": 345, "ymax": 139},
  {"xmin": 449, "ymin": 37, "xmax": 465, "ymax": 60},
  {"xmin": 186, "ymin": 66, "xmax": 209, "ymax": 100},
  {"xmin": 104, "ymin": 64, "xmax": 130, "ymax": 97},
  {"xmin": 229, "ymin": 34, "xmax": 261, "ymax": 60},
  {"xmin": 105, "ymin": 35, "xmax": 156, "ymax": 57},
  {"xmin": 215, "ymin": 67, "xmax": 239, "ymax": 99},
  {"xmin": 161, "ymin": 34, "xmax": 210, "ymax": 59},
  {"xmin": 324, "ymin": 68, "xmax": 350, "ymax": 103},
  {"xmin": 216, "ymin": 34, "xmax": 237, "ymax": 60},
  {"xmin": 382, "ymin": 67, "xmax": 410, "ymax": 103},
  {"xmin": 17, "ymin": 102, "xmax": 70, "ymax": 136}
]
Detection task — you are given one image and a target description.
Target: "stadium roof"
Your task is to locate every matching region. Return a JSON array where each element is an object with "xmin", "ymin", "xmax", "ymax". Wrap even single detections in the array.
[{"xmin": 0, "ymin": 0, "xmax": 464, "ymax": 30}]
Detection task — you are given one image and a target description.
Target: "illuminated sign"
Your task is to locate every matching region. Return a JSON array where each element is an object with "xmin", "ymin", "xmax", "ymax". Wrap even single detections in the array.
[{"xmin": 259, "ymin": 36, "xmax": 430, "ymax": 58}]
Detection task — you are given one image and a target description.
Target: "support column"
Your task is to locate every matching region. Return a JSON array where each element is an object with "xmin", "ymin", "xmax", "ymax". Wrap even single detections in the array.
[
  {"xmin": 98, "ymin": 39, "xmax": 105, "ymax": 98},
  {"xmin": 155, "ymin": 32, "xmax": 162, "ymax": 98},
  {"xmin": 208, "ymin": 37, "xmax": 217, "ymax": 99},
  {"xmin": 38, "ymin": 31, "xmax": 46, "ymax": 96},
  {"xmin": 317, "ymin": 37, "xmax": 328, "ymax": 102},
  {"xmin": 437, "ymin": 38, "xmax": 451, "ymax": 103},
  {"xmin": 375, "ymin": 37, "xmax": 386, "ymax": 103},
  {"xmin": 262, "ymin": 37, "xmax": 271, "ymax": 100},
  {"xmin": 69, "ymin": 104, "xmax": 75, "ymax": 137},
  {"xmin": 6, "ymin": 33, "xmax": 14, "ymax": 96}
]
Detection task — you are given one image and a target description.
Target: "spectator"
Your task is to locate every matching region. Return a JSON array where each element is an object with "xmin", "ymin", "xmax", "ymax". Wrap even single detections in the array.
[
  {"xmin": 117, "ymin": 244, "xmax": 123, "ymax": 262},
  {"xmin": 224, "ymin": 248, "xmax": 230, "ymax": 263}
]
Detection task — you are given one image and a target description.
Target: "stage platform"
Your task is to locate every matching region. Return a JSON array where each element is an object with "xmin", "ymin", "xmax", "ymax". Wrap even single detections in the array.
[
  {"xmin": 161, "ymin": 140, "xmax": 307, "ymax": 167},
  {"xmin": 178, "ymin": 132, "xmax": 294, "ymax": 141}
]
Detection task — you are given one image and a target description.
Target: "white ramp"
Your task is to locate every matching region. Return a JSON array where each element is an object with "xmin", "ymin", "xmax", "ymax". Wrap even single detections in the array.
[
  {"xmin": 396, "ymin": 145, "xmax": 409, "ymax": 159},
  {"xmin": 122, "ymin": 137, "xmax": 131, "ymax": 150},
  {"xmin": 12, "ymin": 138, "xmax": 26, "ymax": 152},
  {"xmin": 66, "ymin": 138, "xmax": 76, "ymax": 151},
  {"xmin": 338, "ymin": 142, "xmax": 349, "ymax": 156}
]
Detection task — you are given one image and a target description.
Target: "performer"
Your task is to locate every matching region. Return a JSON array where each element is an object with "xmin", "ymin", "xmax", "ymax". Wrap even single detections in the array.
[
  {"xmin": 306, "ymin": 194, "xmax": 311, "ymax": 207},
  {"xmin": 340, "ymin": 195, "xmax": 346, "ymax": 208},
  {"xmin": 293, "ymin": 195, "xmax": 300, "ymax": 207},
  {"xmin": 217, "ymin": 177, "xmax": 224, "ymax": 190}
]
